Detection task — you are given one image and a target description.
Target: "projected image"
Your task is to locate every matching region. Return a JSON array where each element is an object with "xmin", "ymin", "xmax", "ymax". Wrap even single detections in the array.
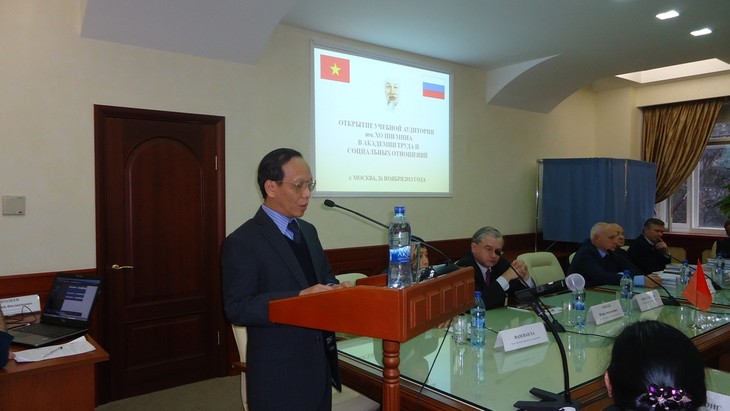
[{"xmin": 313, "ymin": 45, "xmax": 452, "ymax": 197}]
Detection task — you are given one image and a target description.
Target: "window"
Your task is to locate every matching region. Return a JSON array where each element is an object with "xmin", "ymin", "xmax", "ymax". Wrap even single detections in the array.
[{"xmin": 666, "ymin": 101, "xmax": 730, "ymax": 232}]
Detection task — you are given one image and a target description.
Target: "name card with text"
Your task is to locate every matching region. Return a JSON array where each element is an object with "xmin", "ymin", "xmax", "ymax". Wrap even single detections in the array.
[
  {"xmin": 635, "ymin": 289, "xmax": 664, "ymax": 311},
  {"xmin": 587, "ymin": 300, "xmax": 624, "ymax": 325},
  {"xmin": 494, "ymin": 322, "xmax": 548, "ymax": 352}
]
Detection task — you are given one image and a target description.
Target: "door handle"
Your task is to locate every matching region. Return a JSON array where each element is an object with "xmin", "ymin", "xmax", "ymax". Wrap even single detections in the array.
[{"xmin": 111, "ymin": 264, "xmax": 134, "ymax": 270}]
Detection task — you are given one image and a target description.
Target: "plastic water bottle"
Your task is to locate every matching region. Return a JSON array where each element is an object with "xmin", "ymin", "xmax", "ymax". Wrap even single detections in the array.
[
  {"xmin": 387, "ymin": 206, "xmax": 412, "ymax": 289},
  {"xmin": 470, "ymin": 291, "xmax": 486, "ymax": 348},
  {"xmin": 619, "ymin": 270, "xmax": 633, "ymax": 316},
  {"xmin": 715, "ymin": 252, "xmax": 725, "ymax": 286},
  {"xmin": 678, "ymin": 260, "xmax": 690, "ymax": 294},
  {"xmin": 572, "ymin": 289, "xmax": 586, "ymax": 328}
]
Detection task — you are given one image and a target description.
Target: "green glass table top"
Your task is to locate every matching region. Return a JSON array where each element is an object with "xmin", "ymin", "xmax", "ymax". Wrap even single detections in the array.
[{"xmin": 337, "ymin": 289, "xmax": 730, "ymax": 410}]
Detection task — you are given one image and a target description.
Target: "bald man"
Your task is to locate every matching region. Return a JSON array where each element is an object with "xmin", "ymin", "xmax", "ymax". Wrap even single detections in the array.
[{"xmin": 568, "ymin": 222, "xmax": 663, "ymax": 288}]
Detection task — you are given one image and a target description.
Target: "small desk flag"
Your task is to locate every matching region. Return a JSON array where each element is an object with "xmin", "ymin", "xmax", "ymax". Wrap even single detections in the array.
[{"xmin": 682, "ymin": 261, "xmax": 712, "ymax": 312}]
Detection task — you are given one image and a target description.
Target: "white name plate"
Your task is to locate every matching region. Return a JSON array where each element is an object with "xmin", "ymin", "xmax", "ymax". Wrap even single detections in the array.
[
  {"xmin": 587, "ymin": 300, "xmax": 624, "ymax": 325},
  {"xmin": 705, "ymin": 389, "xmax": 730, "ymax": 411},
  {"xmin": 635, "ymin": 289, "xmax": 664, "ymax": 311},
  {"xmin": 494, "ymin": 322, "xmax": 548, "ymax": 352}
]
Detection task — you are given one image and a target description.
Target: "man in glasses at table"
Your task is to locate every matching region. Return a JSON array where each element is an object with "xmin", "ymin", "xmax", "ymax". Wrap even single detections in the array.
[
  {"xmin": 456, "ymin": 226, "xmax": 535, "ymax": 310},
  {"xmin": 221, "ymin": 148, "xmax": 350, "ymax": 411}
]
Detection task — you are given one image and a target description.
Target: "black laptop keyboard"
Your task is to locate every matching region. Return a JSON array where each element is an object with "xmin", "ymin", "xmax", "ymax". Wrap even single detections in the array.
[{"xmin": 19, "ymin": 324, "xmax": 77, "ymax": 338}]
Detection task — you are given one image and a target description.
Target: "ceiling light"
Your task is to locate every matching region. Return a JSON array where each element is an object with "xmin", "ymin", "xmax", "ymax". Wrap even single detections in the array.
[
  {"xmin": 656, "ymin": 10, "xmax": 679, "ymax": 20},
  {"xmin": 616, "ymin": 58, "xmax": 730, "ymax": 84},
  {"xmin": 691, "ymin": 28, "xmax": 712, "ymax": 36}
]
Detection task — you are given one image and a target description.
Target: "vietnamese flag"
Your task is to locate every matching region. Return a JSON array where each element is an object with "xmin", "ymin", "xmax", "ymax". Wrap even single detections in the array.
[
  {"xmin": 320, "ymin": 55, "xmax": 350, "ymax": 83},
  {"xmin": 682, "ymin": 261, "xmax": 712, "ymax": 312}
]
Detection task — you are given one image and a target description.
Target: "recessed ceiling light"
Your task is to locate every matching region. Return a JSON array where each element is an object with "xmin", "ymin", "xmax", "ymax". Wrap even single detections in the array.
[
  {"xmin": 656, "ymin": 10, "xmax": 679, "ymax": 20},
  {"xmin": 691, "ymin": 28, "xmax": 712, "ymax": 36},
  {"xmin": 616, "ymin": 58, "xmax": 730, "ymax": 84}
]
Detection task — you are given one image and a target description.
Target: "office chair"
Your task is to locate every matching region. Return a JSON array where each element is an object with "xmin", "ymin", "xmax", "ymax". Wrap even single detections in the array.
[{"xmin": 516, "ymin": 252, "xmax": 565, "ymax": 286}]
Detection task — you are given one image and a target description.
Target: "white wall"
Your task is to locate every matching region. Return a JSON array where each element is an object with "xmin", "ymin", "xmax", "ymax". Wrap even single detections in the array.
[{"xmin": 0, "ymin": 0, "xmax": 727, "ymax": 276}]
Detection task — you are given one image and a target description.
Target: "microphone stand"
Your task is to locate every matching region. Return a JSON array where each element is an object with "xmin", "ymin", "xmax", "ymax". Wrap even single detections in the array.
[
  {"xmin": 513, "ymin": 289, "xmax": 579, "ymax": 411},
  {"xmin": 667, "ymin": 254, "xmax": 723, "ymax": 290},
  {"xmin": 500, "ymin": 251, "xmax": 566, "ymax": 332},
  {"xmin": 323, "ymin": 199, "xmax": 459, "ymax": 278},
  {"xmin": 610, "ymin": 250, "xmax": 681, "ymax": 306}
]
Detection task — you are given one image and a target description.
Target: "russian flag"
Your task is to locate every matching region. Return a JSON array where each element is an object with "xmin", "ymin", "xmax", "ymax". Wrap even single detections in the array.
[{"xmin": 422, "ymin": 82, "xmax": 445, "ymax": 99}]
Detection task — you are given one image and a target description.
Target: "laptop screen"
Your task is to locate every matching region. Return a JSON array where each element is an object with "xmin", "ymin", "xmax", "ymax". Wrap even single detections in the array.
[{"xmin": 43, "ymin": 274, "xmax": 102, "ymax": 324}]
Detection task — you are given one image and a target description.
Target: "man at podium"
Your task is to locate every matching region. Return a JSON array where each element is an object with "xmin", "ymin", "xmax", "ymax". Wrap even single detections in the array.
[{"xmin": 221, "ymin": 148, "xmax": 349, "ymax": 410}]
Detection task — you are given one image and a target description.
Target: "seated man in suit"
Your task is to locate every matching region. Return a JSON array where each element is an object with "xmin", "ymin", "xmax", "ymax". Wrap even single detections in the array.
[
  {"xmin": 0, "ymin": 313, "xmax": 14, "ymax": 368},
  {"xmin": 627, "ymin": 218, "xmax": 672, "ymax": 274},
  {"xmin": 456, "ymin": 226, "xmax": 534, "ymax": 310},
  {"xmin": 569, "ymin": 222, "xmax": 663, "ymax": 288}
]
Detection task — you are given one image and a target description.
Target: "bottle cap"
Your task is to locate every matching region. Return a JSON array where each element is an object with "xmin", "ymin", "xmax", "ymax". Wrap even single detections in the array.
[
  {"xmin": 475, "ymin": 291, "xmax": 482, "ymax": 298},
  {"xmin": 394, "ymin": 206, "xmax": 405, "ymax": 215}
]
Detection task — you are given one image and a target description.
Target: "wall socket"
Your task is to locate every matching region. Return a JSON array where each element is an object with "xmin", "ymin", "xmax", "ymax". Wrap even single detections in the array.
[{"xmin": 0, "ymin": 294, "xmax": 41, "ymax": 316}]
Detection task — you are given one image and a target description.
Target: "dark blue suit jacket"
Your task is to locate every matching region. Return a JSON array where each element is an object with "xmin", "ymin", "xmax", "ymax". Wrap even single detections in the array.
[
  {"xmin": 0, "ymin": 331, "xmax": 11, "ymax": 368},
  {"xmin": 627, "ymin": 234, "xmax": 670, "ymax": 274},
  {"xmin": 456, "ymin": 252, "xmax": 529, "ymax": 310},
  {"xmin": 221, "ymin": 206, "xmax": 338, "ymax": 410},
  {"xmin": 568, "ymin": 239, "xmax": 643, "ymax": 287}
]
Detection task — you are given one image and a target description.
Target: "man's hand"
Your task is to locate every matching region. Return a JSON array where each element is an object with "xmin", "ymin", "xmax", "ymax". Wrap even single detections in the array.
[
  {"xmin": 504, "ymin": 259, "xmax": 530, "ymax": 282},
  {"xmin": 654, "ymin": 241, "xmax": 668, "ymax": 252},
  {"xmin": 644, "ymin": 273, "xmax": 664, "ymax": 288},
  {"xmin": 298, "ymin": 282, "xmax": 352, "ymax": 296}
]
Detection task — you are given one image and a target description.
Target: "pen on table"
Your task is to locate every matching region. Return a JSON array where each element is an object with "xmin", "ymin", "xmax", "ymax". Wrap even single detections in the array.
[{"xmin": 42, "ymin": 346, "xmax": 63, "ymax": 358}]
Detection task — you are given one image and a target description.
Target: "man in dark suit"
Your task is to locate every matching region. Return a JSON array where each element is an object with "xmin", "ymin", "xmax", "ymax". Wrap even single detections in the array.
[
  {"xmin": 627, "ymin": 218, "xmax": 672, "ymax": 274},
  {"xmin": 569, "ymin": 222, "xmax": 663, "ymax": 288},
  {"xmin": 456, "ymin": 226, "xmax": 534, "ymax": 310},
  {"xmin": 0, "ymin": 313, "xmax": 13, "ymax": 368},
  {"xmin": 221, "ymin": 148, "xmax": 350, "ymax": 410}
]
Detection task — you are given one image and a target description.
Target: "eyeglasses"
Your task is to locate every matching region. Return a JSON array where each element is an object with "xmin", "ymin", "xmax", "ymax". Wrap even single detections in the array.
[{"xmin": 276, "ymin": 180, "xmax": 316, "ymax": 192}]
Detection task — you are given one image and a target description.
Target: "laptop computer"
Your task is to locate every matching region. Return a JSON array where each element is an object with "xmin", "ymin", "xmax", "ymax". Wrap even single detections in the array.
[{"xmin": 8, "ymin": 273, "xmax": 102, "ymax": 347}]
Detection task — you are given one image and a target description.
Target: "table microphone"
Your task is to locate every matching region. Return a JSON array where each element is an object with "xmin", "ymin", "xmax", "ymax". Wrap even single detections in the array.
[
  {"xmin": 609, "ymin": 250, "xmax": 680, "ymax": 306},
  {"xmin": 498, "ymin": 250, "xmax": 566, "ymax": 332},
  {"xmin": 666, "ymin": 253, "xmax": 723, "ymax": 290},
  {"xmin": 322, "ymin": 199, "xmax": 459, "ymax": 277}
]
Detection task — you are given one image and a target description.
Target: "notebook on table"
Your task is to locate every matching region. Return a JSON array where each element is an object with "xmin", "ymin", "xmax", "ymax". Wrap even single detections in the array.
[{"xmin": 8, "ymin": 273, "xmax": 102, "ymax": 347}]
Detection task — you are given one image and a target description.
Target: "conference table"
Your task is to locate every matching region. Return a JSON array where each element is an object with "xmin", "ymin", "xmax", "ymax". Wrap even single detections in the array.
[
  {"xmin": 0, "ymin": 335, "xmax": 109, "ymax": 411},
  {"xmin": 337, "ymin": 286, "xmax": 730, "ymax": 410}
]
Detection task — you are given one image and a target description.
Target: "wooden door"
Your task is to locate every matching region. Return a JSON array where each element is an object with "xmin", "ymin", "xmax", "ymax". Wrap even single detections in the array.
[{"xmin": 94, "ymin": 105, "xmax": 226, "ymax": 400}]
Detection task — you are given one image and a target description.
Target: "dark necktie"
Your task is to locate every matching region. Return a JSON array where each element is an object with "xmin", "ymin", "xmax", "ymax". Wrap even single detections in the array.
[
  {"xmin": 288, "ymin": 220, "xmax": 301, "ymax": 243},
  {"xmin": 484, "ymin": 267, "xmax": 491, "ymax": 285}
]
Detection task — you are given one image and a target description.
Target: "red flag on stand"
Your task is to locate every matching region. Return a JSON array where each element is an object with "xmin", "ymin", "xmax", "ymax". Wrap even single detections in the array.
[{"xmin": 682, "ymin": 261, "xmax": 712, "ymax": 312}]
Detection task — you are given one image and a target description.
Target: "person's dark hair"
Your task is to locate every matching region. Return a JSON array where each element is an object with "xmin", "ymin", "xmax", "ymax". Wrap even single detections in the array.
[
  {"xmin": 606, "ymin": 320, "xmax": 706, "ymax": 410},
  {"xmin": 257, "ymin": 148, "xmax": 302, "ymax": 199},
  {"xmin": 724, "ymin": 218, "xmax": 730, "ymax": 229},
  {"xmin": 643, "ymin": 218, "xmax": 666, "ymax": 229}
]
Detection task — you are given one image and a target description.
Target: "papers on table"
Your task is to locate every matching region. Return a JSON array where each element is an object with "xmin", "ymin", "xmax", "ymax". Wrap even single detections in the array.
[
  {"xmin": 13, "ymin": 336, "xmax": 95, "ymax": 363},
  {"xmin": 658, "ymin": 272, "xmax": 678, "ymax": 287}
]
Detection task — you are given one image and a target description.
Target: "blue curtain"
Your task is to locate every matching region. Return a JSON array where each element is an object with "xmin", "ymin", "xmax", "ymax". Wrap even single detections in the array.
[{"xmin": 542, "ymin": 158, "xmax": 656, "ymax": 243}]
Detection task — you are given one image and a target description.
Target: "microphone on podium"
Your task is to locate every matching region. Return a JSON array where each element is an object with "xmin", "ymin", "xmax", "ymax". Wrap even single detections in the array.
[{"xmin": 322, "ymin": 199, "xmax": 459, "ymax": 278}]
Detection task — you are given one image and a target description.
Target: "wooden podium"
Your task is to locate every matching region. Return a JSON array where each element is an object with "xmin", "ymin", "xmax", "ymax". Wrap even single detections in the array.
[{"xmin": 269, "ymin": 267, "xmax": 475, "ymax": 411}]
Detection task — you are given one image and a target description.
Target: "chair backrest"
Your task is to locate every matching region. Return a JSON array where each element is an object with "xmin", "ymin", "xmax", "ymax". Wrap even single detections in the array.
[
  {"xmin": 667, "ymin": 246, "xmax": 686, "ymax": 262},
  {"xmin": 231, "ymin": 325, "xmax": 248, "ymax": 410},
  {"xmin": 335, "ymin": 273, "xmax": 367, "ymax": 285},
  {"xmin": 516, "ymin": 252, "xmax": 565, "ymax": 286}
]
